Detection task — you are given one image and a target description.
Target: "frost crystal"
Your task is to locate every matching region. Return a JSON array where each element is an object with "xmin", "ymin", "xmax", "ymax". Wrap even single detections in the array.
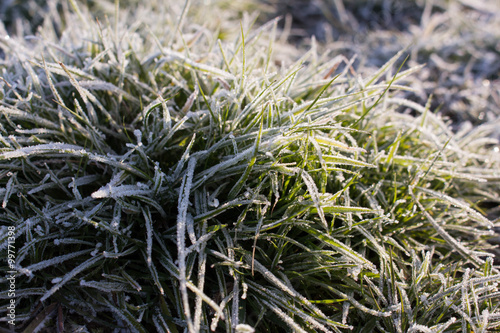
[
  {"xmin": 235, "ymin": 324, "xmax": 255, "ymax": 333},
  {"xmin": 133, "ymin": 129, "xmax": 142, "ymax": 143}
]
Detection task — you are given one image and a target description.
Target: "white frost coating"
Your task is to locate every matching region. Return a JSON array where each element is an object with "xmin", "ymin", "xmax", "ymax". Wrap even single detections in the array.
[
  {"xmin": 413, "ymin": 194, "xmax": 486, "ymax": 268},
  {"xmin": 461, "ymin": 268, "xmax": 471, "ymax": 333},
  {"xmin": 235, "ymin": 324, "xmax": 255, "ymax": 333},
  {"xmin": 51, "ymin": 277, "xmax": 63, "ymax": 284},
  {"xmin": 192, "ymin": 145, "xmax": 255, "ymax": 189},
  {"xmin": 337, "ymin": 286, "xmax": 392, "ymax": 317},
  {"xmin": 481, "ymin": 309, "xmax": 490, "ymax": 331},
  {"xmin": 52, "ymin": 238, "xmax": 94, "ymax": 246},
  {"xmin": 172, "ymin": 133, "xmax": 196, "ymax": 181},
  {"xmin": 90, "ymin": 243, "xmax": 102, "ymax": 257},
  {"xmin": 186, "ymin": 212, "xmax": 197, "ymax": 246},
  {"xmin": 133, "ymin": 129, "xmax": 142, "ymax": 143},
  {"xmin": 315, "ymin": 134, "xmax": 366, "ymax": 153},
  {"xmin": 448, "ymin": 300, "xmax": 476, "ymax": 332},
  {"xmin": 0, "ymin": 106, "xmax": 60, "ymax": 131},
  {"xmin": 102, "ymin": 299, "xmax": 141, "ymax": 333},
  {"xmin": 209, "ymin": 198, "xmax": 219, "ymax": 208},
  {"xmin": 356, "ymin": 225, "xmax": 390, "ymax": 262},
  {"xmin": 432, "ymin": 317, "xmax": 457, "ymax": 332},
  {"xmin": 177, "ymin": 157, "xmax": 197, "ymax": 333},
  {"xmin": 34, "ymin": 225, "xmax": 44, "ymax": 236},
  {"xmin": 91, "ymin": 184, "xmax": 152, "ymax": 199},
  {"xmin": 22, "ymin": 249, "xmax": 92, "ymax": 274},
  {"xmin": 347, "ymin": 266, "xmax": 361, "ymax": 281},
  {"xmin": 418, "ymin": 187, "xmax": 493, "ymax": 227},
  {"xmin": 0, "ymin": 143, "xmax": 83, "ymax": 160},
  {"xmin": 1, "ymin": 144, "xmax": 146, "ymax": 178},
  {"xmin": 185, "ymin": 231, "xmax": 216, "ymax": 255},
  {"xmin": 260, "ymin": 299, "xmax": 308, "ymax": 333},
  {"xmin": 2, "ymin": 172, "xmax": 15, "ymax": 208},
  {"xmin": 399, "ymin": 286, "xmax": 413, "ymax": 323},
  {"xmin": 285, "ymin": 301, "xmax": 336, "ymax": 333},
  {"xmin": 241, "ymin": 282, "xmax": 248, "ymax": 299},
  {"xmin": 407, "ymin": 324, "xmax": 432, "ymax": 333},
  {"xmin": 40, "ymin": 255, "xmax": 102, "ymax": 302},
  {"xmin": 80, "ymin": 280, "xmax": 128, "ymax": 292},
  {"xmin": 78, "ymin": 80, "xmax": 134, "ymax": 101},
  {"xmin": 159, "ymin": 49, "xmax": 235, "ymax": 80},
  {"xmin": 231, "ymin": 277, "xmax": 240, "ymax": 329},
  {"xmin": 342, "ymin": 300, "xmax": 350, "ymax": 325},
  {"xmin": 152, "ymin": 163, "xmax": 163, "ymax": 194},
  {"xmin": 143, "ymin": 207, "xmax": 153, "ymax": 267},
  {"xmin": 181, "ymin": 90, "xmax": 198, "ymax": 114},
  {"xmin": 246, "ymin": 254, "xmax": 330, "ymax": 321},
  {"xmin": 193, "ymin": 248, "xmax": 208, "ymax": 332},
  {"xmin": 300, "ymin": 170, "xmax": 327, "ymax": 229},
  {"xmin": 210, "ymin": 293, "xmax": 233, "ymax": 332}
]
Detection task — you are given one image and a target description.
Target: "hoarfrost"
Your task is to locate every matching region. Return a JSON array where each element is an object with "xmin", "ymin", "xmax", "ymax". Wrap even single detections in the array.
[
  {"xmin": 133, "ymin": 129, "xmax": 142, "ymax": 143},
  {"xmin": 300, "ymin": 170, "xmax": 327, "ymax": 229},
  {"xmin": 21, "ymin": 249, "xmax": 92, "ymax": 274},
  {"xmin": 209, "ymin": 198, "xmax": 219, "ymax": 208},
  {"xmin": 143, "ymin": 207, "xmax": 153, "ymax": 266},
  {"xmin": 347, "ymin": 266, "xmax": 361, "ymax": 281},
  {"xmin": 235, "ymin": 324, "xmax": 255, "ymax": 333},
  {"xmin": 51, "ymin": 277, "xmax": 62, "ymax": 284},
  {"xmin": 2, "ymin": 172, "xmax": 16, "ymax": 208},
  {"xmin": 40, "ymin": 255, "xmax": 102, "ymax": 302},
  {"xmin": 176, "ymin": 157, "xmax": 197, "ymax": 332},
  {"xmin": 91, "ymin": 184, "xmax": 152, "ymax": 199}
]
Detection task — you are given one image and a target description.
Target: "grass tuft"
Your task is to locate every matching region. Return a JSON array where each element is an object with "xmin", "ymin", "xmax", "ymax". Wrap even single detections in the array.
[{"xmin": 0, "ymin": 0, "xmax": 499, "ymax": 332}]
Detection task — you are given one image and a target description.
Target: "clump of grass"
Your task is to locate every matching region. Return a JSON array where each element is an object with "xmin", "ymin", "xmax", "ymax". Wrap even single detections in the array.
[{"xmin": 0, "ymin": 0, "xmax": 499, "ymax": 332}]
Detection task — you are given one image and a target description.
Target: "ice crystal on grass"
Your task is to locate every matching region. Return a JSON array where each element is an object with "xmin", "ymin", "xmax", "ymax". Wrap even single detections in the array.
[{"xmin": 0, "ymin": 0, "xmax": 499, "ymax": 331}]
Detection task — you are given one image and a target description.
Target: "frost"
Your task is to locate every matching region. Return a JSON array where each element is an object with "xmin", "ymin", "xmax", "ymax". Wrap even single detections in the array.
[
  {"xmin": 235, "ymin": 324, "xmax": 255, "ymax": 333},
  {"xmin": 2, "ymin": 172, "xmax": 16, "ymax": 208},
  {"xmin": 91, "ymin": 243, "xmax": 102, "ymax": 256},
  {"xmin": 22, "ymin": 249, "xmax": 92, "ymax": 274},
  {"xmin": 186, "ymin": 212, "xmax": 197, "ymax": 246},
  {"xmin": 347, "ymin": 266, "xmax": 361, "ymax": 281},
  {"xmin": 176, "ymin": 157, "xmax": 197, "ymax": 332},
  {"xmin": 17, "ymin": 268, "xmax": 32, "ymax": 278},
  {"xmin": 407, "ymin": 323, "xmax": 432, "ymax": 333},
  {"xmin": 133, "ymin": 129, "xmax": 142, "ymax": 143},
  {"xmin": 260, "ymin": 299, "xmax": 308, "ymax": 333},
  {"xmin": 301, "ymin": 170, "xmax": 327, "ymax": 229},
  {"xmin": 143, "ymin": 207, "xmax": 154, "ymax": 266},
  {"xmin": 2, "ymin": 0, "xmax": 500, "ymax": 330},
  {"xmin": 68, "ymin": 175, "xmax": 100, "ymax": 188},
  {"xmin": 241, "ymin": 282, "xmax": 248, "ymax": 299},
  {"xmin": 80, "ymin": 279, "xmax": 129, "ymax": 292},
  {"xmin": 342, "ymin": 300, "xmax": 350, "ymax": 325},
  {"xmin": 152, "ymin": 163, "xmax": 164, "ymax": 194},
  {"xmin": 0, "ymin": 143, "xmax": 83, "ymax": 160},
  {"xmin": 181, "ymin": 90, "xmax": 198, "ymax": 114},
  {"xmin": 34, "ymin": 225, "xmax": 44, "ymax": 236},
  {"xmin": 91, "ymin": 184, "xmax": 152, "ymax": 199},
  {"xmin": 51, "ymin": 277, "xmax": 62, "ymax": 284},
  {"xmin": 41, "ymin": 255, "xmax": 102, "ymax": 302},
  {"xmin": 208, "ymin": 198, "xmax": 219, "ymax": 208},
  {"xmin": 158, "ymin": 49, "xmax": 235, "ymax": 80}
]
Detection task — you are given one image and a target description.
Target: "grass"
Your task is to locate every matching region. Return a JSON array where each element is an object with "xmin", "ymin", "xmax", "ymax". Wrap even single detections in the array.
[{"xmin": 0, "ymin": 0, "xmax": 499, "ymax": 332}]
